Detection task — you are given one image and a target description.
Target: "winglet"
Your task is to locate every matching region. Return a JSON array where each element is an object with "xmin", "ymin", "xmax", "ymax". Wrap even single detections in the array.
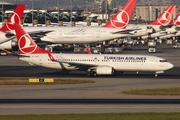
[
  {"xmin": 86, "ymin": 47, "xmax": 92, "ymax": 54},
  {"xmin": 103, "ymin": 0, "xmax": 137, "ymax": 29},
  {"xmin": 47, "ymin": 52, "xmax": 57, "ymax": 62},
  {"xmin": 0, "ymin": 4, "xmax": 26, "ymax": 32},
  {"xmin": 149, "ymin": 5, "xmax": 176, "ymax": 26}
]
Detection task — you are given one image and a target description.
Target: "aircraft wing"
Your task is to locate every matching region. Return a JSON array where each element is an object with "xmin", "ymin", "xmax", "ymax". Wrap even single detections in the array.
[
  {"xmin": 27, "ymin": 30, "xmax": 53, "ymax": 40},
  {"xmin": 111, "ymin": 27, "xmax": 141, "ymax": 34},
  {"xmin": 56, "ymin": 60, "xmax": 98, "ymax": 70}
]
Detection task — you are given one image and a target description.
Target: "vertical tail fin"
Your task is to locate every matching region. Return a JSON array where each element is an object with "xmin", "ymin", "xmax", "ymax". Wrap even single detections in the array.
[
  {"xmin": 103, "ymin": 0, "xmax": 137, "ymax": 29},
  {"xmin": 171, "ymin": 14, "xmax": 180, "ymax": 27},
  {"xmin": 0, "ymin": 4, "xmax": 25, "ymax": 32},
  {"xmin": 149, "ymin": 5, "xmax": 176, "ymax": 26},
  {"xmin": 14, "ymin": 23, "xmax": 47, "ymax": 54}
]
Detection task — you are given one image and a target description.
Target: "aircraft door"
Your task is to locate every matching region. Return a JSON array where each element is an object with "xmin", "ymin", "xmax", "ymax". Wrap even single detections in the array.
[
  {"xmin": 150, "ymin": 58, "xmax": 157, "ymax": 70},
  {"xmin": 58, "ymin": 30, "xmax": 63, "ymax": 39},
  {"xmin": 39, "ymin": 56, "xmax": 43, "ymax": 65},
  {"xmin": 96, "ymin": 31, "xmax": 100, "ymax": 38}
]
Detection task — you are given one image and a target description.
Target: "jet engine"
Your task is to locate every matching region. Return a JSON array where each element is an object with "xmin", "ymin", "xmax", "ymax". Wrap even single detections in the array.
[
  {"xmin": 159, "ymin": 26, "xmax": 166, "ymax": 31},
  {"xmin": 0, "ymin": 40, "xmax": 18, "ymax": 50},
  {"xmin": 96, "ymin": 66, "xmax": 114, "ymax": 75},
  {"xmin": 0, "ymin": 32, "xmax": 15, "ymax": 44},
  {"xmin": 175, "ymin": 27, "xmax": 180, "ymax": 31}
]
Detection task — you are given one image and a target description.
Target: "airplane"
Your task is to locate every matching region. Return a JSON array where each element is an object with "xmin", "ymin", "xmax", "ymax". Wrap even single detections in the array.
[
  {"xmin": 2, "ymin": 0, "xmax": 137, "ymax": 45},
  {"xmin": 156, "ymin": 14, "xmax": 180, "ymax": 40},
  {"xmin": 140, "ymin": 5, "xmax": 176, "ymax": 40},
  {"xmin": 20, "ymin": 4, "xmax": 176, "ymax": 44},
  {"xmin": 13, "ymin": 23, "xmax": 174, "ymax": 77},
  {"xmin": 141, "ymin": 13, "xmax": 180, "ymax": 40}
]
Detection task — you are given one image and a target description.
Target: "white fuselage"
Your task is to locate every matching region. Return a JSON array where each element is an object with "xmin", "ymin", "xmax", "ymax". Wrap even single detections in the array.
[
  {"xmin": 19, "ymin": 54, "xmax": 173, "ymax": 72},
  {"xmin": 13, "ymin": 25, "xmax": 148, "ymax": 44},
  {"xmin": 22, "ymin": 26, "xmax": 131, "ymax": 44}
]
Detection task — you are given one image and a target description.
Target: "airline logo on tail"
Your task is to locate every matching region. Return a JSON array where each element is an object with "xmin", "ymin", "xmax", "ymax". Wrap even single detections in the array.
[
  {"xmin": 103, "ymin": 0, "xmax": 136, "ymax": 28},
  {"xmin": 173, "ymin": 15, "xmax": 180, "ymax": 27},
  {"xmin": 157, "ymin": 11, "xmax": 171, "ymax": 26},
  {"xmin": 5, "ymin": 12, "xmax": 21, "ymax": 31},
  {"xmin": 110, "ymin": 10, "xmax": 129, "ymax": 29},
  {"xmin": 149, "ymin": 5, "xmax": 176, "ymax": 26},
  {"xmin": 0, "ymin": 4, "xmax": 25, "ymax": 32},
  {"xmin": 18, "ymin": 34, "xmax": 37, "ymax": 54}
]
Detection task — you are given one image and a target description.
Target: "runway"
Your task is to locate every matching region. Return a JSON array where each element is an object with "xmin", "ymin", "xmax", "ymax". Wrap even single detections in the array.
[{"xmin": 0, "ymin": 45, "xmax": 180, "ymax": 114}]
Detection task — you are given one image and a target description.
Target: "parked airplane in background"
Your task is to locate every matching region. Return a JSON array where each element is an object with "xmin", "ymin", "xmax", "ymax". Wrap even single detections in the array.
[
  {"xmin": 8, "ymin": 0, "xmax": 138, "ymax": 44},
  {"xmin": 138, "ymin": 5, "xmax": 176, "ymax": 40},
  {"xmin": 157, "ymin": 14, "xmax": 180, "ymax": 39},
  {"xmin": 143, "ymin": 13, "xmax": 180, "ymax": 40},
  {"xmin": 13, "ymin": 22, "xmax": 173, "ymax": 77}
]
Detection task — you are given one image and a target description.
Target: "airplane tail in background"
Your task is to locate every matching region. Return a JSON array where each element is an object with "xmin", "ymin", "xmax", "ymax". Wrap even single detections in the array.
[
  {"xmin": 14, "ymin": 23, "xmax": 48, "ymax": 54},
  {"xmin": 0, "ymin": 4, "xmax": 25, "ymax": 32},
  {"xmin": 103, "ymin": 0, "xmax": 137, "ymax": 29},
  {"xmin": 170, "ymin": 14, "xmax": 180, "ymax": 27},
  {"xmin": 149, "ymin": 5, "xmax": 176, "ymax": 26}
]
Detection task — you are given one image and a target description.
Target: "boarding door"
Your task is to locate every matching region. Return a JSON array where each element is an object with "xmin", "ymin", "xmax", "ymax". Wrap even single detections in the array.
[
  {"xmin": 150, "ymin": 58, "xmax": 156, "ymax": 69},
  {"xmin": 58, "ymin": 30, "xmax": 63, "ymax": 39},
  {"xmin": 39, "ymin": 56, "xmax": 43, "ymax": 65},
  {"xmin": 96, "ymin": 31, "xmax": 100, "ymax": 39}
]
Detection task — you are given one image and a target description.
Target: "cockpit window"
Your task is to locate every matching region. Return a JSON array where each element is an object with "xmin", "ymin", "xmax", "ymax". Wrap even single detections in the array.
[{"xmin": 160, "ymin": 60, "xmax": 167, "ymax": 62}]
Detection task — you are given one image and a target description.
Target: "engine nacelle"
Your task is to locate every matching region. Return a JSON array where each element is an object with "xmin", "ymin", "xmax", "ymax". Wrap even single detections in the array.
[
  {"xmin": 96, "ymin": 65, "xmax": 114, "ymax": 75},
  {"xmin": 159, "ymin": 26, "xmax": 166, "ymax": 31},
  {"xmin": 175, "ymin": 27, "xmax": 180, "ymax": 31},
  {"xmin": 0, "ymin": 32, "xmax": 15, "ymax": 44},
  {"xmin": 0, "ymin": 40, "xmax": 17, "ymax": 50}
]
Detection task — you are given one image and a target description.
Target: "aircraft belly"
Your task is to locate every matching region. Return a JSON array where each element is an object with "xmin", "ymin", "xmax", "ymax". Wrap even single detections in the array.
[{"xmin": 112, "ymin": 62, "xmax": 148, "ymax": 71}]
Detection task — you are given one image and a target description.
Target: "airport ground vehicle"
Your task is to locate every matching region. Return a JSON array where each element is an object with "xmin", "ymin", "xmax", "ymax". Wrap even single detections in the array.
[{"xmin": 148, "ymin": 41, "xmax": 156, "ymax": 53}]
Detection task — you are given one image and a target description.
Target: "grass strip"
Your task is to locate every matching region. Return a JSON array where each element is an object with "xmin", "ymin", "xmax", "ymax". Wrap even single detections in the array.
[
  {"xmin": 122, "ymin": 87, "xmax": 180, "ymax": 95},
  {"xmin": 0, "ymin": 77, "xmax": 95, "ymax": 85},
  {"xmin": 0, "ymin": 113, "xmax": 180, "ymax": 120}
]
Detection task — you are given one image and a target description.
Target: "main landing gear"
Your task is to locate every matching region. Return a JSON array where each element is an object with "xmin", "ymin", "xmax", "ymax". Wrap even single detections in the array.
[{"xmin": 87, "ymin": 70, "xmax": 97, "ymax": 77}]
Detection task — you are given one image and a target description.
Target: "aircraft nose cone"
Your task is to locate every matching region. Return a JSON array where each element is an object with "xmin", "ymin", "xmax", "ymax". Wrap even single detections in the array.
[{"xmin": 167, "ymin": 62, "xmax": 174, "ymax": 69}]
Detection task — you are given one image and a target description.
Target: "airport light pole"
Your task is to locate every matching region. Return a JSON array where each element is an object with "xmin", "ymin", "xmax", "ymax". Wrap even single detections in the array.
[
  {"xmin": 1, "ymin": 0, "xmax": 4, "ymax": 25},
  {"xmin": 105, "ymin": 0, "xmax": 108, "ymax": 22},
  {"xmin": 45, "ymin": 0, "xmax": 47, "ymax": 25},
  {"xmin": 86, "ymin": 0, "xmax": 89, "ymax": 21},
  {"xmin": 32, "ymin": 0, "xmax": 34, "ymax": 25},
  {"xmin": 70, "ymin": 0, "xmax": 73, "ymax": 24},
  {"xmin": 57, "ymin": 0, "xmax": 60, "ymax": 24}
]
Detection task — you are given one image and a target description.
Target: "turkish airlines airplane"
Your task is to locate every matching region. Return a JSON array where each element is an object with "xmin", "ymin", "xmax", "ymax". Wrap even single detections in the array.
[
  {"xmin": 143, "ymin": 13, "xmax": 180, "ymax": 40},
  {"xmin": 156, "ymin": 14, "xmax": 180, "ymax": 39},
  {"xmin": 2, "ymin": 0, "xmax": 137, "ymax": 44},
  {"xmin": 13, "ymin": 23, "xmax": 174, "ymax": 77},
  {"xmin": 137, "ymin": 5, "xmax": 176, "ymax": 40}
]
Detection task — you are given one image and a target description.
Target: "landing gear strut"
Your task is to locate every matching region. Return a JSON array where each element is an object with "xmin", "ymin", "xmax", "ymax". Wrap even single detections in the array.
[{"xmin": 87, "ymin": 70, "xmax": 97, "ymax": 77}]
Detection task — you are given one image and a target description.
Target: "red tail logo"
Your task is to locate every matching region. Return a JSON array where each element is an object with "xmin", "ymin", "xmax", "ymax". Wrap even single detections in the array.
[
  {"xmin": 104, "ymin": 0, "xmax": 136, "ymax": 28},
  {"xmin": 18, "ymin": 34, "xmax": 37, "ymax": 54},
  {"xmin": 173, "ymin": 14, "xmax": 180, "ymax": 27},
  {"xmin": 0, "ymin": 4, "xmax": 25, "ymax": 32},
  {"xmin": 15, "ymin": 24, "xmax": 47, "ymax": 54},
  {"xmin": 110, "ymin": 10, "xmax": 129, "ymax": 29},
  {"xmin": 150, "ymin": 5, "xmax": 176, "ymax": 26},
  {"xmin": 157, "ymin": 11, "xmax": 171, "ymax": 25}
]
